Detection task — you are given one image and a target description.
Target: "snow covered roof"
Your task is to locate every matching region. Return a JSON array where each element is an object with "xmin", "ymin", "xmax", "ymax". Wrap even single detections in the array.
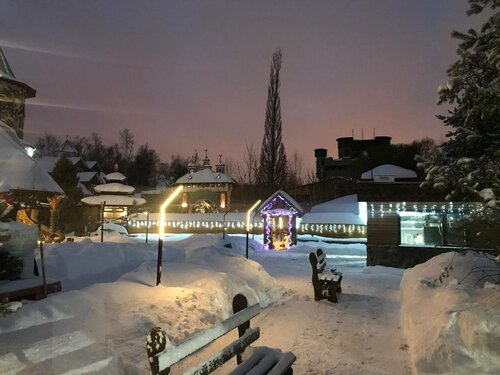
[
  {"xmin": 258, "ymin": 190, "xmax": 304, "ymax": 216},
  {"xmin": 78, "ymin": 182, "xmax": 92, "ymax": 196},
  {"xmin": 0, "ymin": 122, "xmax": 63, "ymax": 194},
  {"xmin": 105, "ymin": 172, "xmax": 127, "ymax": 182},
  {"xmin": 361, "ymin": 164, "xmax": 417, "ymax": 180},
  {"xmin": 311, "ymin": 194, "xmax": 359, "ymax": 214},
  {"xmin": 77, "ymin": 171, "xmax": 99, "ymax": 183},
  {"xmin": 176, "ymin": 168, "xmax": 234, "ymax": 184},
  {"xmin": 94, "ymin": 182, "xmax": 135, "ymax": 194},
  {"xmin": 54, "ymin": 140, "xmax": 80, "ymax": 157},
  {"xmin": 81, "ymin": 194, "xmax": 146, "ymax": 206},
  {"xmin": 36, "ymin": 155, "xmax": 85, "ymax": 173}
]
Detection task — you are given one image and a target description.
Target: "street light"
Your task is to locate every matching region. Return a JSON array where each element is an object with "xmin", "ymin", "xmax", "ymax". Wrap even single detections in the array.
[
  {"xmin": 156, "ymin": 185, "xmax": 184, "ymax": 286},
  {"xmin": 246, "ymin": 200, "xmax": 261, "ymax": 259}
]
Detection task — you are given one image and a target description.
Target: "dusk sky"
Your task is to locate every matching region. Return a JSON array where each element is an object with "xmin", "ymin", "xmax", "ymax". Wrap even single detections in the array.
[{"xmin": 1, "ymin": 0, "xmax": 479, "ymax": 172}]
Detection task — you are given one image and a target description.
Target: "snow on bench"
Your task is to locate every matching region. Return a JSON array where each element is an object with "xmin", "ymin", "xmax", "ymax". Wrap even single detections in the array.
[
  {"xmin": 309, "ymin": 248, "xmax": 343, "ymax": 303},
  {"xmin": 146, "ymin": 294, "xmax": 295, "ymax": 375}
]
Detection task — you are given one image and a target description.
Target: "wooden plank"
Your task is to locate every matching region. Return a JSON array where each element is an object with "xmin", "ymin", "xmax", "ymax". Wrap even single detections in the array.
[
  {"xmin": 156, "ymin": 304, "xmax": 261, "ymax": 371},
  {"xmin": 268, "ymin": 352, "xmax": 296, "ymax": 375},
  {"xmin": 0, "ymin": 281, "xmax": 61, "ymax": 301},
  {"xmin": 185, "ymin": 328, "xmax": 260, "ymax": 375},
  {"xmin": 367, "ymin": 215, "xmax": 400, "ymax": 245}
]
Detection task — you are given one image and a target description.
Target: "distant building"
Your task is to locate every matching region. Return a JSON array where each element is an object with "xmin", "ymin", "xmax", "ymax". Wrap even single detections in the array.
[
  {"xmin": 81, "ymin": 169, "xmax": 145, "ymax": 223},
  {"xmin": 0, "ymin": 48, "xmax": 36, "ymax": 140},
  {"xmin": 315, "ymin": 136, "xmax": 395, "ymax": 180},
  {"xmin": 36, "ymin": 139, "xmax": 105, "ymax": 195},
  {"xmin": 175, "ymin": 151, "xmax": 234, "ymax": 213}
]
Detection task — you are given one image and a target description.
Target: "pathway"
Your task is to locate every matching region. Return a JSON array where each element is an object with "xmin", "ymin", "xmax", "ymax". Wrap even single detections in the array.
[{"xmin": 249, "ymin": 247, "xmax": 412, "ymax": 375}]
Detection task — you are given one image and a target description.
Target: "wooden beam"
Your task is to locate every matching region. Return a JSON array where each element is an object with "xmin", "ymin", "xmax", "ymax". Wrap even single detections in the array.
[{"xmin": 156, "ymin": 304, "xmax": 261, "ymax": 371}]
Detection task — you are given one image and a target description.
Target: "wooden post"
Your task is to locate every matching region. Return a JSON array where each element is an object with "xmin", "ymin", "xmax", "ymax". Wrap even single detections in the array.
[
  {"xmin": 245, "ymin": 231, "xmax": 249, "ymax": 259},
  {"xmin": 156, "ymin": 238, "xmax": 163, "ymax": 286},
  {"xmin": 39, "ymin": 241, "xmax": 47, "ymax": 298},
  {"xmin": 100, "ymin": 201, "xmax": 106, "ymax": 243},
  {"xmin": 145, "ymin": 211, "xmax": 150, "ymax": 244},
  {"xmin": 232, "ymin": 294, "xmax": 249, "ymax": 365}
]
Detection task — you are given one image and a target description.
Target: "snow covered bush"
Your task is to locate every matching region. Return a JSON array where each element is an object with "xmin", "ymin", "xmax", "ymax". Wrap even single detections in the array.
[{"xmin": 400, "ymin": 251, "xmax": 500, "ymax": 375}]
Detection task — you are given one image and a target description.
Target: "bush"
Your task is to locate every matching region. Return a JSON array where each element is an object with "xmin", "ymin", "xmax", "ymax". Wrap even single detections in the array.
[{"xmin": 0, "ymin": 250, "xmax": 23, "ymax": 280}]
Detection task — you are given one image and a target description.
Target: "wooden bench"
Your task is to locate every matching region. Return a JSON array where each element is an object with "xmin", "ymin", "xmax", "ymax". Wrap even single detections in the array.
[
  {"xmin": 146, "ymin": 294, "xmax": 296, "ymax": 375},
  {"xmin": 309, "ymin": 249, "xmax": 343, "ymax": 303}
]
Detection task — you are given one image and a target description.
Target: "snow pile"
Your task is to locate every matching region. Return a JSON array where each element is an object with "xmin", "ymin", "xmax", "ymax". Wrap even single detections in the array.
[
  {"xmin": 400, "ymin": 251, "xmax": 500, "ymax": 375},
  {"xmin": 0, "ymin": 235, "xmax": 286, "ymax": 373}
]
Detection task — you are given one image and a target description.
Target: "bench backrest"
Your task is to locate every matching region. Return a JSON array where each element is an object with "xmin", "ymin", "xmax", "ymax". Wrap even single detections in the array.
[
  {"xmin": 309, "ymin": 249, "xmax": 326, "ymax": 274},
  {"xmin": 146, "ymin": 294, "xmax": 261, "ymax": 375}
]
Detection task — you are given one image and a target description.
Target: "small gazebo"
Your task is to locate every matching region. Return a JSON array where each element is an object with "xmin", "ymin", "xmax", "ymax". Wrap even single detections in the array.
[
  {"xmin": 81, "ymin": 169, "xmax": 145, "ymax": 223},
  {"xmin": 258, "ymin": 190, "xmax": 304, "ymax": 250}
]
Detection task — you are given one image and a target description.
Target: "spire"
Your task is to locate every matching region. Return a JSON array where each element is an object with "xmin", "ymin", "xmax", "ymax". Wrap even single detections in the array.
[
  {"xmin": 0, "ymin": 47, "xmax": 36, "ymax": 98},
  {"xmin": 215, "ymin": 154, "xmax": 225, "ymax": 173},
  {"xmin": 0, "ymin": 48, "xmax": 15, "ymax": 79},
  {"xmin": 202, "ymin": 149, "xmax": 211, "ymax": 169}
]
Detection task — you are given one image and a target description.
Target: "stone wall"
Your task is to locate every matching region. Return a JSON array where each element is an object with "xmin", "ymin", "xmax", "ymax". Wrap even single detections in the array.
[
  {"xmin": 0, "ymin": 81, "xmax": 27, "ymax": 139},
  {"xmin": 367, "ymin": 245, "xmax": 498, "ymax": 269}
]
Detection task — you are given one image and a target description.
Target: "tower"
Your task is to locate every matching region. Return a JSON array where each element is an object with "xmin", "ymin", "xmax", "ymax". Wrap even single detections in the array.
[{"xmin": 0, "ymin": 48, "xmax": 36, "ymax": 139}]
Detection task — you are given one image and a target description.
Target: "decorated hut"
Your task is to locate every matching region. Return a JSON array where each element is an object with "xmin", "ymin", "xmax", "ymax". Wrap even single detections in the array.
[
  {"xmin": 175, "ymin": 151, "xmax": 234, "ymax": 213},
  {"xmin": 258, "ymin": 190, "xmax": 304, "ymax": 250}
]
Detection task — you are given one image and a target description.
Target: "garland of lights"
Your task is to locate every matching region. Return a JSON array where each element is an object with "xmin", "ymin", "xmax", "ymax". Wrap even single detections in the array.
[
  {"xmin": 261, "ymin": 195, "xmax": 299, "ymax": 250},
  {"xmin": 261, "ymin": 210, "xmax": 295, "ymax": 250}
]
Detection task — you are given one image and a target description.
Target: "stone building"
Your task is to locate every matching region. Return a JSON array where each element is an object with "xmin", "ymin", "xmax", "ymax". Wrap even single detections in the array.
[
  {"xmin": 0, "ymin": 48, "xmax": 36, "ymax": 140},
  {"xmin": 315, "ymin": 136, "xmax": 393, "ymax": 180}
]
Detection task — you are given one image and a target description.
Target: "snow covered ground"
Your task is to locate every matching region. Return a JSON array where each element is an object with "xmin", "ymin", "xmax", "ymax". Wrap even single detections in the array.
[
  {"xmin": 400, "ymin": 251, "xmax": 500, "ymax": 375},
  {"xmin": 0, "ymin": 232, "xmax": 497, "ymax": 374}
]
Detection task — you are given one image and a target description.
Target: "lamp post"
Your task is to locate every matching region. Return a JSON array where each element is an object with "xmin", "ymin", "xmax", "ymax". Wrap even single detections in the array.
[
  {"xmin": 100, "ymin": 201, "xmax": 106, "ymax": 243},
  {"xmin": 38, "ymin": 240, "xmax": 47, "ymax": 298},
  {"xmin": 156, "ymin": 185, "xmax": 183, "ymax": 286},
  {"xmin": 222, "ymin": 209, "xmax": 230, "ymax": 240},
  {"xmin": 145, "ymin": 211, "xmax": 150, "ymax": 244},
  {"xmin": 246, "ymin": 200, "xmax": 261, "ymax": 259}
]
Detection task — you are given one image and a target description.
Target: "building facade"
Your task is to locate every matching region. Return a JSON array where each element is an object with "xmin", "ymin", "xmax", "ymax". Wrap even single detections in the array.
[{"xmin": 0, "ymin": 48, "xmax": 36, "ymax": 140}]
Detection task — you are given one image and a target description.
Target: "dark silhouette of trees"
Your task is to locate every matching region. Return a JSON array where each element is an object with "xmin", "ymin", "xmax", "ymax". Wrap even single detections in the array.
[
  {"xmin": 257, "ymin": 49, "xmax": 287, "ymax": 190},
  {"xmin": 34, "ymin": 133, "xmax": 60, "ymax": 157},
  {"xmin": 128, "ymin": 144, "xmax": 160, "ymax": 187}
]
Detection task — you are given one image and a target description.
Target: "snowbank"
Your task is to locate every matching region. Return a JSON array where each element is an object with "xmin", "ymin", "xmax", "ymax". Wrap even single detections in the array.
[
  {"xmin": 0, "ymin": 234, "xmax": 286, "ymax": 373},
  {"xmin": 400, "ymin": 251, "xmax": 500, "ymax": 375}
]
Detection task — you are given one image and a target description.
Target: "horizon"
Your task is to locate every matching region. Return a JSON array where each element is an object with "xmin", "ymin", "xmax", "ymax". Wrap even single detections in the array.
[{"xmin": 0, "ymin": 0, "xmax": 481, "ymax": 172}]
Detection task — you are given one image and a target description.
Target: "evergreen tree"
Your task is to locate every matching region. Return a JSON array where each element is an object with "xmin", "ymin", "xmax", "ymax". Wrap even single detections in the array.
[
  {"xmin": 257, "ymin": 49, "xmax": 287, "ymax": 190},
  {"xmin": 51, "ymin": 156, "xmax": 84, "ymax": 233},
  {"xmin": 51, "ymin": 156, "xmax": 82, "ymax": 200},
  {"xmin": 418, "ymin": 0, "xmax": 499, "ymax": 211}
]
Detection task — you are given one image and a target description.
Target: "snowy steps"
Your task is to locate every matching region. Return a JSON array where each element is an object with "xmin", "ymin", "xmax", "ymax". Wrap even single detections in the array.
[{"xmin": 0, "ymin": 315, "xmax": 118, "ymax": 375}]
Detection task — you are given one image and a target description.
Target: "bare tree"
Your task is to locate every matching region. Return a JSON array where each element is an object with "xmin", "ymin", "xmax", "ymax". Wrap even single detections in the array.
[
  {"xmin": 119, "ymin": 128, "xmax": 135, "ymax": 163},
  {"xmin": 286, "ymin": 151, "xmax": 304, "ymax": 187},
  {"xmin": 257, "ymin": 49, "xmax": 287, "ymax": 190},
  {"xmin": 34, "ymin": 133, "xmax": 60, "ymax": 157},
  {"xmin": 304, "ymin": 169, "xmax": 317, "ymax": 184}
]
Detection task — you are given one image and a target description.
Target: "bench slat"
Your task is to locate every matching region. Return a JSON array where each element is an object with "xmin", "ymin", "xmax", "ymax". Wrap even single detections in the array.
[
  {"xmin": 185, "ymin": 327, "xmax": 260, "ymax": 375},
  {"xmin": 157, "ymin": 304, "xmax": 261, "ymax": 371},
  {"xmin": 267, "ymin": 352, "xmax": 297, "ymax": 375}
]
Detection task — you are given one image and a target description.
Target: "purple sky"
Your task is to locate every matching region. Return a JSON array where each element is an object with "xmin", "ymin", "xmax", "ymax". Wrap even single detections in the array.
[{"xmin": 0, "ymin": 0, "xmax": 479, "ymax": 172}]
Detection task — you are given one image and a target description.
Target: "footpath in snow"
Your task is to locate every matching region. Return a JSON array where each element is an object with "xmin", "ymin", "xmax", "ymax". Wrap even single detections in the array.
[{"xmin": 1, "ymin": 233, "xmax": 497, "ymax": 374}]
